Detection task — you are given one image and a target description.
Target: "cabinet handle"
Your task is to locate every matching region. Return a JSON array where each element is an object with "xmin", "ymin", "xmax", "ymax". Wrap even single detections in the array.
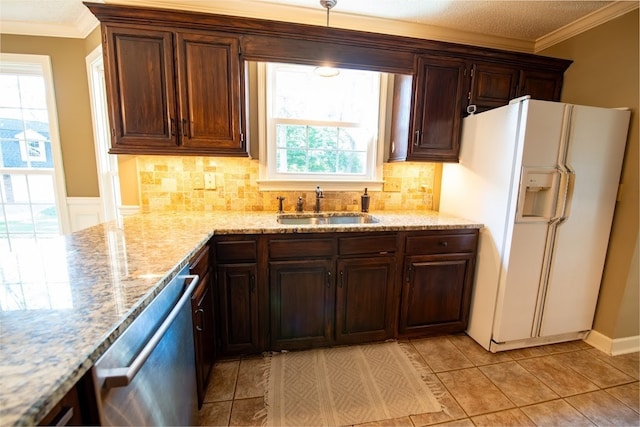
[
  {"xmin": 250, "ymin": 274, "xmax": 255, "ymax": 293},
  {"xmin": 339, "ymin": 271, "xmax": 344, "ymax": 288},
  {"xmin": 182, "ymin": 118, "xmax": 189, "ymax": 138},
  {"xmin": 327, "ymin": 271, "xmax": 332, "ymax": 288},
  {"xmin": 413, "ymin": 130, "xmax": 420, "ymax": 146},
  {"xmin": 439, "ymin": 241, "xmax": 448, "ymax": 247},
  {"xmin": 170, "ymin": 118, "xmax": 176, "ymax": 137},
  {"xmin": 195, "ymin": 308, "xmax": 204, "ymax": 332},
  {"xmin": 406, "ymin": 266, "xmax": 413, "ymax": 282}
]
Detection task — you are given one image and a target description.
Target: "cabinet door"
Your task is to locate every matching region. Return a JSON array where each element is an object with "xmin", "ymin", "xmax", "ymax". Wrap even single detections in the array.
[
  {"xmin": 191, "ymin": 270, "xmax": 214, "ymax": 409},
  {"xmin": 469, "ymin": 63, "xmax": 519, "ymax": 112},
  {"xmin": 399, "ymin": 253, "xmax": 475, "ymax": 337},
  {"xmin": 104, "ymin": 26, "xmax": 177, "ymax": 151},
  {"xmin": 336, "ymin": 257, "xmax": 395, "ymax": 344},
  {"xmin": 518, "ymin": 69, "xmax": 563, "ymax": 101},
  {"xmin": 175, "ymin": 32, "xmax": 245, "ymax": 154},
  {"xmin": 217, "ymin": 263, "xmax": 260, "ymax": 355},
  {"xmin": 410, "ymin": 55, "xmax": 467, "ymax": 162},
  {"xmin": 269, "ymin": 259, "xmax": 334, "ymax": 350}
]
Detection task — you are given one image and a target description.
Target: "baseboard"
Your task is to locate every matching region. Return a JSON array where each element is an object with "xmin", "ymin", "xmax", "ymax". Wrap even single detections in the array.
[
  {"xmin": 585, "ymin": 330, "xmax": 640, "ymax": 355},
  {"xmin": 67, "ymin": 197, "xmax": 103, "ymax": 232},
  {"xmin": 118, "ymin": 205, "xmax": 140, "ymax": 216}
]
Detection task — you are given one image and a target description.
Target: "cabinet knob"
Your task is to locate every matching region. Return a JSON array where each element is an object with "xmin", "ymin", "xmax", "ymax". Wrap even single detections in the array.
[
  {"xmin": 413, "ymin": 131, "xmax": 420, "ymax": 146},
  {"xmin": 439, "ymin": 241, "xmax": 448, "ymax": 247}
]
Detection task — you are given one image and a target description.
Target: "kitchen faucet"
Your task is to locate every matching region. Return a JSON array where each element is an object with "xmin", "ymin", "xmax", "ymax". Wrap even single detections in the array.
[{"xmin": 314, "ymin": 186, "xmax": 324, "ymax": 213}]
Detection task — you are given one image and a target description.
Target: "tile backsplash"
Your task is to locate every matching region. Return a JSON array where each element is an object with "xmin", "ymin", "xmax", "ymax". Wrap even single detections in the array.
[{"xmin": 136, "ymin": 156, "xmax": 436, "ymax": 212}]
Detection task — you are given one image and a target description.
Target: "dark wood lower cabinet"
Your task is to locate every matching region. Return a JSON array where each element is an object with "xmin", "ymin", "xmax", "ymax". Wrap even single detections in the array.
[
  {"xmin": 191, "ymin": 269, "xmax": 215, "ymax": 409},
  {"xmin": 269, "ymin": 259, "xmax": 335, "ymax": 350},
  {"xmin": 217, "ymin": 263, "xmax": 260, "ymax": 355},
  {"xmin": 336, "ymin": 256, "xmax": 396, "ymax": 344},
  {"xmin": 39, "ymin": 371, "xmax": 99, "ymax": 426},
  {"xmin": 399, "ymin": 254, "xmax": 475, "ymax": 336},
  {"xmin": 213, "ymin": 230, "xmax": 478, "ymax": 356}
]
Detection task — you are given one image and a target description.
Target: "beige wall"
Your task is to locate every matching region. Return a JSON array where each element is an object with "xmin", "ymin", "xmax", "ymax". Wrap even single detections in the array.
[
  {"xmin": 541, "ymin": 9, "xmax": 639, "ymax": 340},
  {"xmin": 1, "ymin": 29, "xmax": 102, "ymax": 197}
]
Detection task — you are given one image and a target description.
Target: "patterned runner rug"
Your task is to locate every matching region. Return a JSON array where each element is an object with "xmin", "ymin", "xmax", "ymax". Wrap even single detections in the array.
[{"xmin": 265, "ymin": 342, "xmax": 442, "ymax": 426}]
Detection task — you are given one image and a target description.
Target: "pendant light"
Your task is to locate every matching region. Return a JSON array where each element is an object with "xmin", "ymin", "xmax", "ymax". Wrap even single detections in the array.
[{"xmin": 315, "ymin": 0, "xmax": 340, "ymax": 77}]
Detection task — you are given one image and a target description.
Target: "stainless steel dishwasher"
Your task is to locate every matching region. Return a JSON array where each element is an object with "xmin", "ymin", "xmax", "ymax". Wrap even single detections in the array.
[{"xmin": 92, "ymin": 265, "xmax": 199, "ymax": 426}]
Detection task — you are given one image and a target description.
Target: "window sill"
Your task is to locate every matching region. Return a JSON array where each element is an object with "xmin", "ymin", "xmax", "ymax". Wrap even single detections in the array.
[{"xmin": 257, "ymin": 179, "xmax": 384, "ymax": 192}]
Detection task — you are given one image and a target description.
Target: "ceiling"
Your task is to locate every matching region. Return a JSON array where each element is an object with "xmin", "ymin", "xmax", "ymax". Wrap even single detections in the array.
[{"xmin": 0, "ymin": 0, "xmax": 637, "ymax": 52}]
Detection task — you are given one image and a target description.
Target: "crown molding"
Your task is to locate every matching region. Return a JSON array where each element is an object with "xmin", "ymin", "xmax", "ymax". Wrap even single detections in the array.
[
  {"xmin": 105, "ymin": 0, "xmax": 535, "ymax": 53},
  {"xmin": 535, "ymin": 1, "xmax": 639, "ymax": 52},
  {"xmin": 0, "ymin": 7, "xmax": 98, "ymax": 39}
]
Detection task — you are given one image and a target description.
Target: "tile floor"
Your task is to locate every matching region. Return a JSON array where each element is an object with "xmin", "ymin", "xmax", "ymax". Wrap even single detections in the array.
[{"xmin": 197, "ymin": 335, "xmax": 640, "ymax": 426}]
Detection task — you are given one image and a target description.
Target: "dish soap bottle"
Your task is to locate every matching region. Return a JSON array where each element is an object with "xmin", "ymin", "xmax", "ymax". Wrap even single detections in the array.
[{"xmin": 361, "ymin": 188, "xmax": 370, "ymax": 213}]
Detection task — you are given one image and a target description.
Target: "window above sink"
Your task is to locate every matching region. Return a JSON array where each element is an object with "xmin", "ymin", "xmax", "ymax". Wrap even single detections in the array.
[{"xmin": 257, "ymin": 62, "xmax": 387, "ymax": 191}]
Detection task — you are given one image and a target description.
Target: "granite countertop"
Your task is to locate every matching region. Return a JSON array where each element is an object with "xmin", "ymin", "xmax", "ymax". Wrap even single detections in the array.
[{"xmin": 0, "ymin": 210, "xmax": 480, "ymax": 426}]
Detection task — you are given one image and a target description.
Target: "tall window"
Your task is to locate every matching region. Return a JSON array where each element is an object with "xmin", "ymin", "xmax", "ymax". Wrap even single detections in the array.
[
  {"xmin": 258, "ymin": 63, "xmax": 387, "ymax": 190},
  {"xmin": 0, "ymin": 54, "xmax": 68, "ymax": 252}
]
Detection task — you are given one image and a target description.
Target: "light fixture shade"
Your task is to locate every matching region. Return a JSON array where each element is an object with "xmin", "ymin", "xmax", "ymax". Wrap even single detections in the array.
[{"xmin": 314, "ymin": 66, "xmax": 340, "ymax": 77}]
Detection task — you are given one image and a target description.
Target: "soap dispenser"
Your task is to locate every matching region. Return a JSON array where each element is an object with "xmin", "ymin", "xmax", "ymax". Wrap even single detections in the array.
[{"xmin": 361, "ymin": 188, "xmax": 370, "ymax": 213}]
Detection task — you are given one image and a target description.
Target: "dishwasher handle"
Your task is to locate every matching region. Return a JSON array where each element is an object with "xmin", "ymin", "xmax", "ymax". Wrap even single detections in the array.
[{"xmin": 101, "ymin": 274, "xmax": 200, "ymax": 389}]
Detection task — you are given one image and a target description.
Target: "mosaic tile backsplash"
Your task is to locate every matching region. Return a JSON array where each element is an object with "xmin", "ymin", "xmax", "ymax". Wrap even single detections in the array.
[{"xmin": 136, "ymin": 156, "xmax": 436, "ymax": 212}]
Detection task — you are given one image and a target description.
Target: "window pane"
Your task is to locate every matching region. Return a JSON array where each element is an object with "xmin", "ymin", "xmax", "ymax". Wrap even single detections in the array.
[
  {"xmin": 28, "ymin": 175, "xmax": 55, "ymax": 203},
  {"xmin": 2, "ymin": 174, "xmax": 28, "ymax": 203},
  {"xmin": 0, "ymin": 75, "xmax": 21, "ymax": 108},
  {"xmin": 33, "ymin": 204, "xmax": 59, "ymax": 234},
  {"xmin": 4, "ymin": 204, "xmax": 34, "ymax": 234},
  {"xmin": 308, "ymin": 126, "xmax": 337, "ymax": 150},
  {"xmin": 337, "ymin": 151, "xmax": 366, "ymax": 174},
  {"xmin": 18, "ymin": 75, "xmax": 47, "ymax": 109},
  {"xmin": 276, "ymin": 124, "xmax": 306, "ymax": 148},
  {"xmin": 308, "ymin": 149, "xmax": 336, "ymax": 173},
  {"xmin": 277, "ymin": 148, "xmax": 307, "ymax": 172}
]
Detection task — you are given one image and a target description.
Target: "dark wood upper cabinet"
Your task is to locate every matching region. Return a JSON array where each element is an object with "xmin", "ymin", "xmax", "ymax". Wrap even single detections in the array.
[
  {"xmin": 468, "ymin": 62, "xmax": 520, "ymax": 113},
  {"xmin": 103, "ymin": 25, "xmax": 246, "ymax": 156},
  {"xmin": 518, "ymin": 69, "xmax": 563, "ymax": 101},
  {"xmin": 408, "ymin": 55, "xmax": 467, "ymax": 162},
  {"xmin": 176, "ymin": 33, "xmax": 244, "ymax": 152},
  {"xmin": 104, "ymin": 26, "xmax": 176, "ymax": 149},
  {"xmin": 87, "ymin": 2, "xmax": 570, "ymax": 161}
]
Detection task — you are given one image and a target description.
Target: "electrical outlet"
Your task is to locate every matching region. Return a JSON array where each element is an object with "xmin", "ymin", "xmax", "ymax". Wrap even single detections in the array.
[
  {"xmin": 193, "ymin": 174, "xmax": 204, "ymax": 189},
  {"xmin": 204, "ymin": 173, "xmax": 216, "ymax": 190}
]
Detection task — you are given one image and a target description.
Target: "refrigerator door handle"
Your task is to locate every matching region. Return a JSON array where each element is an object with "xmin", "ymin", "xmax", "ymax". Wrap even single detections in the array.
[{"xmin": 555, "ymin": 166, "xmax": 575, "ymax": 225}]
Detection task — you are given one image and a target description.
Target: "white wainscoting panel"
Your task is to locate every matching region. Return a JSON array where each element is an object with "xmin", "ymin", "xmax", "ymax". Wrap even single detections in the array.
[{"xmin": 67, "ymin": 197, "xmax": 103, "ymax": 232}]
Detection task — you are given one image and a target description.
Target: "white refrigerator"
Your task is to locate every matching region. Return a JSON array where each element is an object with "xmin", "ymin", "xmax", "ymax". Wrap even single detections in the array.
[{"xmin": 440, "ymin": 96, "xmax": 630, "ymax": 352}]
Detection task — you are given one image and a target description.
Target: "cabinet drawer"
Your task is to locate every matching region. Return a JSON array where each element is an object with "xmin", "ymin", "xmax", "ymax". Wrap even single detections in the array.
[
  {"xmin": 269, "ymin": 238, "xmax": 335, "ymax": 259},
  {"xmin": 215, "ymin": 239, "xmax": 257, "ymax": 262},
  {"xmin": 406, "ymin": 232, "xmax": 477, "ymax": 254},
  {"xmin": 339, "ymin": 235, "xmax": 397, "ymax": 255},
  {"xmin": 189, "ymin": 244, "xmax": 210, "ymax": 278}
]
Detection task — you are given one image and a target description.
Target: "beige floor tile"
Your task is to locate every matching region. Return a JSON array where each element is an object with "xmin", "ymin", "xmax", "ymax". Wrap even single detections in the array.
[
  {"xmin": 520, "ymin": 399, "xmax": 595, "ymax": 426},
  {"xmin": 400, "ymin": 341, "xmax": 434, "ymax": 374},
  {"xmin": 355, "ymin": 415, "xmax": 414, "ymax": 426},
  {"xmin": 447, "ymin": 335, "xmax": 513, "ymax": 366},
  {"xmin": 235, "ymin": 357, "xmax": 266, "ymax": 399},
  {"xmin": 228, "ymin": 397, "xmax": 266, "ymax": 426},
  {"xmin": 543, "ymin": 340, "xmax": 587, "ymax": 354},
  {"xmin": 565, "ymin": 390, "xmax": 640, "ymax": 426},
  {"xmin": 479, "ymin": 361, "xmax": 559, "ymax": 406},
  {"xmin": 411, "ymin": 373, "xmax": 467, "ymax": 426},
  {"xmin": 437, "ymin": 368, "xmax": 514, "ymax": 417},
  {"xmin": 471, "ymin": 408, "xmax": 535, "ymax": 426},
  {"xmin": 411, "ymin": 336, "xmax": 473, "ymax": 372},
  {"xmin": 587, "ymin": 349, "xmax": 640, "ymax": 380},
  {"xmin": 505, "ymin": 345, "xmax": 551, "ymax": 360},
  {"xmin": 431, "ymin": 418, "xmax": 474, "ymax": 426},
  {"xmin": 204, "ymin": 361, "xmax": 240, "ymax": 403},
  {"xmin": 517, "ymin": 355, "xmax": 599, "ymax": 397},
  {"xmin": 198, "ymin": 401, "xmax": 232, "ymax": 426},
  {"xmin": 551, "ymin": 350, "xmax": 635, "ymax": 388},
  {"xmin": 605, "ymin": 381, "xmax": 639, "ymax": 413}
]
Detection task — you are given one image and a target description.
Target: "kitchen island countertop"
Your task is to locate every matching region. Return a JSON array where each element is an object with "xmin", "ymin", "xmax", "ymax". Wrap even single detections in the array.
[{"xmin": 0, "ymin": 210, "xmax": 480, "ymax": 426}]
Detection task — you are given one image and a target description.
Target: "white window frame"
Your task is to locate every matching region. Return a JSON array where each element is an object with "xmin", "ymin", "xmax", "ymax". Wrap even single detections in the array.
[
  {"xmin": 0, "ymin": 53, "xmax": 70, "ymax": 235},
  {"xmin": 257, "ymin": 62, "xmax": 387, "ymax": 191}
]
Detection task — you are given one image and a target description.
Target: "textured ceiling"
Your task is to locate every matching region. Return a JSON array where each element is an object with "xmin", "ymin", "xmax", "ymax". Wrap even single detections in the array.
[{"xmin": 0, "ymin": 0, "xmax": 636, "ymax": 52}]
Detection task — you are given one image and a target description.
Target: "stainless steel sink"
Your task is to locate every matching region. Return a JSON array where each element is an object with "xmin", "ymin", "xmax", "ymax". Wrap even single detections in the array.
[{"xmin": 277, "ymin": 213, "xmax": 379, "ymax": 225}]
